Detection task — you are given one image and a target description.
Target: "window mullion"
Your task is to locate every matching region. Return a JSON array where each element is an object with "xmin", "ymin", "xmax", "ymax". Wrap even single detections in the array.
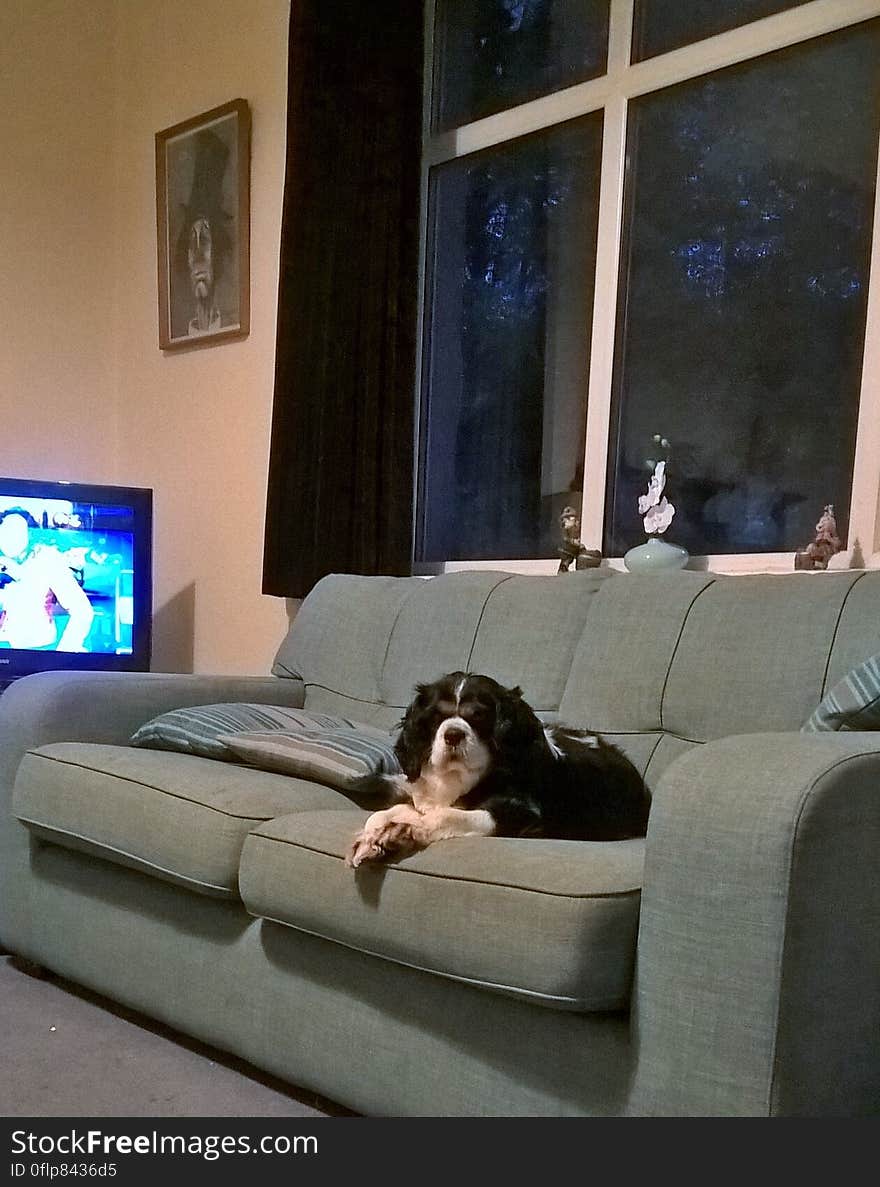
[
  {"xmin": 580, "ymin": 94, "xmax": 627, "ymax": 551},
  {"xmin": 580, "ymin": 0, "xmax": 633, "ymax": 551},
  {"xmin": 845, "ymin": 126, "xmax": 880, "ymax": 564}
]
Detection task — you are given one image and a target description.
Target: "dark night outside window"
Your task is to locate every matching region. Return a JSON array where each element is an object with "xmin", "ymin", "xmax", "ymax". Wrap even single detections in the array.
[
  {"xmin": 606, "ymin": 21, "xmax": 880, "ymax": 558},
  {"xmin": 418, "ymin": 114, "xmax": 603, "ymax": 561},
  {"xmin": 632, "ymin": 0, "xmax": 813, "ymax": 62},
  {"xmin": 434, "ymin": 0, "xmax": 610, "ymax": 130}
]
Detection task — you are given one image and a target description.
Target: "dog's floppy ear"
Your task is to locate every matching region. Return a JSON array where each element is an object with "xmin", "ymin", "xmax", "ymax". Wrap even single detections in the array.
[
  {"xmin": 394, "ymin": 682, "xmax": 433, "ymax": 781},
  {"xmin": 493, "ymin": 684, "xmax": 543, "ymax": 750}
]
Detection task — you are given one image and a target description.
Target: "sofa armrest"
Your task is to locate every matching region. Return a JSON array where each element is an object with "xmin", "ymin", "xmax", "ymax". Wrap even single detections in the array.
[
  {"xmin": 0, "ymin": 670, "xmax": 305, "ymax": 783},
  {"xmin": 0, "ymin": 669, "xmax": 305, "ymax": 952},
  {"xmin": 629, "ymin": 731, "xmax": 880, "ymax": 1116}
]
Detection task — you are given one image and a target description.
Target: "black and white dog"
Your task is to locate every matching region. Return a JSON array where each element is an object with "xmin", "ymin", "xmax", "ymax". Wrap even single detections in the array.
[{"xmin": 346, "ymin": 671, "xmax": 650, "ymax": 868}]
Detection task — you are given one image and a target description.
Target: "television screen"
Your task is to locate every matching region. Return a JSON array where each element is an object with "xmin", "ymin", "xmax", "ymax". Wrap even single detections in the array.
[{"xmin": 0, "ymin": 477, "xmax": 152, "ymax": 684}]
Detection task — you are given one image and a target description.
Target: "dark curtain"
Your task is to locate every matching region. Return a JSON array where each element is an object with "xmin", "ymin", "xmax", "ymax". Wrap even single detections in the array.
[{"xmin": 262, "ymin": 1, "xmax": 423, "ymax": 597}]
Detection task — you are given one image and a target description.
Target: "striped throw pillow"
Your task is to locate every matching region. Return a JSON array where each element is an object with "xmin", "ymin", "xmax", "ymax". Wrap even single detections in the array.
[
  {"xmin": 803, "ymin": 654, "xmax": 880, "ymax": 732},
  {"xmin": 219, "ymin": 726, "xmax": 402, "ymax": 791},
  {"xmin": 130, "ymin": 703, "xmax": 357, "ymax": 761}
]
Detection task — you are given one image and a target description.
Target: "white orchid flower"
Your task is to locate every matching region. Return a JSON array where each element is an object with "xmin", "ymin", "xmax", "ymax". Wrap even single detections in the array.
[
  {"xmin": 638, "ymin": 460, "xmax": 666, "ymax": 514},
  {"xmin": 643, "ymin": 496, "xmax": 675, "ymax": 535}
]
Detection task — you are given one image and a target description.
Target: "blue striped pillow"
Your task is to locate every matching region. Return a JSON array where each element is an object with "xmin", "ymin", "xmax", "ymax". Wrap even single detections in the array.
[
  {"xmin": 130, "ymin": 703, "xmax": 357, "ymax": 760},
  {"xmin": 803, "ymin": 654, "xmax": 880, "ymax": 732},
  {"xmin": 218, "ymin": 726, "xmax": 402, "ymax": 790}
]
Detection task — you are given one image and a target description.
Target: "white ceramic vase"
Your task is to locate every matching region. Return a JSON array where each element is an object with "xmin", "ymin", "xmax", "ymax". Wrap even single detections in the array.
[{"xmin": 623, "ymin": 535, "xmax": 689, "ymax": 572}]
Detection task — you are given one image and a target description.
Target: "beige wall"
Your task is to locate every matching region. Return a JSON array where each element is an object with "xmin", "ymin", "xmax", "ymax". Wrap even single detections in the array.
[
  {"xmin": 0, "ymin": 0, "xmax": 293, "ymax": 676},
  {"xmin": 0, "ymin": 0, "xmax": 119, "ymax": 479}
]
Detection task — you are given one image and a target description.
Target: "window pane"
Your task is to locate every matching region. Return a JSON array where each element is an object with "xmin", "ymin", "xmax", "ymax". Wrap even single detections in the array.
[
  {"xmin": 434, "ymin": 0, "xmax": 609, "ymax": 131},
  {"xmin": 607, "ymin": 22, "xmax": 880, "ymax": 558},
  {"xmin": 418, "ymin": 115, "xmax": 603, "ymax": 561},
  {"xmin": 633, "ymin": 0, "xmax": 812, "ymax": 62}
]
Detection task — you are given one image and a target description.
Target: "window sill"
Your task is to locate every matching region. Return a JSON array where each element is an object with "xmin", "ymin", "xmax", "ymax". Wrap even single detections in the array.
[{"xmin": 413, "ymin": 549, "xmax": 876, "ymax": 578}]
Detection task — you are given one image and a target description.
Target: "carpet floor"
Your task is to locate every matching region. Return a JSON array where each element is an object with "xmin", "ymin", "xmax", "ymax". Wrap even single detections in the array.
[{"xmin": 0, "ymin": 955, "xmax": 350, "ymax": 1117}]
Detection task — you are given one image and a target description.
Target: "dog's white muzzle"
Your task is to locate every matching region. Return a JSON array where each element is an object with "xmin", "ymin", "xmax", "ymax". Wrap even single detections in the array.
[{"xmin": 431, "ymin": 716, "xmax": 488, "ymax": 773}]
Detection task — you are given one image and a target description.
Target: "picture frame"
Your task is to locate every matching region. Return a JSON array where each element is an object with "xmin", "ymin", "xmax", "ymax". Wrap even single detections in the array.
[{"xmin": 155, "ymin": 98, "xmax": 250, "ymax": 351}]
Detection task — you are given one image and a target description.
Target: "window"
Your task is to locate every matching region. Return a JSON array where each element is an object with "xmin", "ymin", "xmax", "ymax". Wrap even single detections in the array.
[
  {"xmin": 418, "ymin": 1, "xmax": 880, "ymax": 572},
  {"xmin": 632, "ymin": 0, "xmax": 813, "ymax": 62},
  {"xmin": 434, "ymin": 0, "xmax": 610, "ymax": 129},
  {"xmin": 607, "ymin": 23, "xmax": 880, "ymax": 557},
  {"xmin": 419, "ymin": 115, "xmax": 603, "ymax": 560}
]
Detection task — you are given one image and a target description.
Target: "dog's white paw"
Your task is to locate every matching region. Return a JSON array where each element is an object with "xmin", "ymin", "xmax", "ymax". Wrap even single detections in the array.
[{"xmin": 345, "ymin": 811, "xmax": 421, "ymax": 868}]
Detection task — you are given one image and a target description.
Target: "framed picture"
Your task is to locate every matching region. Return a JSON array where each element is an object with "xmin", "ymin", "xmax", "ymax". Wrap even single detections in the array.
[{"xmin": 155, "ymin": 98, "xmax": 250, "ymax": 350}]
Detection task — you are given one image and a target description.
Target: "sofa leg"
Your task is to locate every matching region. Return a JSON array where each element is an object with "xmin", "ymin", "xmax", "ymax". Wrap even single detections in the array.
[{"xmin": 8, "ymin": 955, "xmax": 48, "ymax": 979}]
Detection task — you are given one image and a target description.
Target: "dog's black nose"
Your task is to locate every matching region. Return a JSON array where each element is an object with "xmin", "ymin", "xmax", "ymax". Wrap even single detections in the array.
[{"xmin": 444, "ymin": 727, "xmax": 465, "ymax": 748}]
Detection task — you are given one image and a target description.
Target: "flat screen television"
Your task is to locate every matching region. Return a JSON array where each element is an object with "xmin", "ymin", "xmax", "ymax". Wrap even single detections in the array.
[{"xmin": 0, "ymin": 476, "xmax": 152, "ymax": 685}]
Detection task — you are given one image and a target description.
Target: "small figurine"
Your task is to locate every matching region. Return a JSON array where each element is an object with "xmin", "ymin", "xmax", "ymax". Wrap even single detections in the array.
[
  {"xmin": 794, "ymin": 504, "xmax": 842, "ymax": 571},
  {"xmin": 557, "ymin": 506, "xmax": 601, "ymax": 572}
]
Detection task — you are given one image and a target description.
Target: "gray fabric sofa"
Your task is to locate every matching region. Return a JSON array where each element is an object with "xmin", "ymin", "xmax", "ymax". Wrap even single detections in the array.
[{"xmin": 1, "ymin": 568, "xmax": 878, "ymax": 1117}]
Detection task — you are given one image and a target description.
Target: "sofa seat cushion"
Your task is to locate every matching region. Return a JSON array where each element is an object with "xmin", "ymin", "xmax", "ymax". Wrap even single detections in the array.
[
  {"xmin": 12, "ymin": 743, "xmax": 352, "ymax": 899},
  {"xmin": 239, "ymin": 810, "xmax": 645, "ymax": 1012}
]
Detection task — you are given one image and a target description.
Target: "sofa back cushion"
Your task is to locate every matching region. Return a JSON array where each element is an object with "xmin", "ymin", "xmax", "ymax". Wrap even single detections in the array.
[
  {"xmin": 660, "ymin": 574, "xmax": 861, "ymax": 739},
  {"xmin": 819, "ymin": 571, "xmax": 880, "ymax": 687},
  {"xmin": 558, "ymin": 571, "xmax": 714, "ymax": 733},
  {"xmin": 378, "ymin": 571, "xmax": 513, "ymax": 708},
  {"xmin": 559, "ymin": 570, "xmax": 880, "ymax": 782},
  {"xmin": 274, "ymin": 570, "xmax": 612, "ymax": 725},
  {"xmin": 272, "ymin": 575, "xmax": 423, "ymax": 721},
  {"xmin": 273, "ymin": 568, "xmax": 880, "ymax": 787}
]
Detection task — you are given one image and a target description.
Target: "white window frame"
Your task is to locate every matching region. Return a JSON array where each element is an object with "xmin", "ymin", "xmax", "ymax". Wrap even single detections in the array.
[{"xmin": 414, "ymin": 0, "xmax": 880, "ymax": 576}]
